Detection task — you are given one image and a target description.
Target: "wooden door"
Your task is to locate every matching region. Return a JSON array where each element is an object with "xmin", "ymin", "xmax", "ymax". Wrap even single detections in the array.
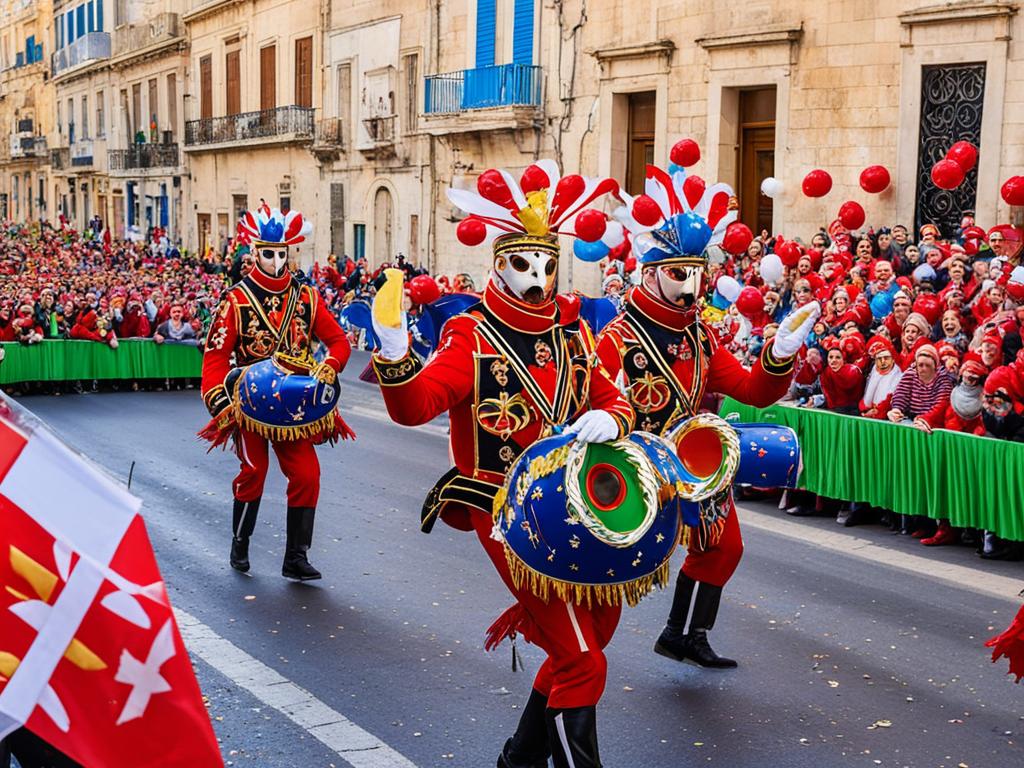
[
  {"xmin": 199, "ymin": 56, "xmax": 212, "ymax": 119},
  {"xmin": 740, "ymin": 125, "xmax": 775, "ymax": 236},
  {"xmin": 625, "ymin": 92, "xmax": 656, "ymax": 196},
  {"xmin": 295, "ymin": 37, "xmax": 313, "ymax": 108},
  {"xmin": 198, "ymin": 213, "xmax": 211, "ymax": 256},
  {"xmin": 260, "ymin": 45, "xmax": 276, "ymax": 111},
  {"xmin": 225, "ymin": 50, "xmax": 241, "ymax": 116}
]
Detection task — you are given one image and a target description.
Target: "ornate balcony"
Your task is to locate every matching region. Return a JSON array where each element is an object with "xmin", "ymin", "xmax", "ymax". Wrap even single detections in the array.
[
  {"xmin": 108, "ymin": 144, "xmax": 181, "ymax": 173},
  {"xmin": 184, "ymin": 106, "xmax": 314, "ymax": 151},
  {"xmin": 422, "ymin": 64, "xmax": 543, "ymax": 136},
  {"xmin": 51, "ymin": 32, "xmax": 111, "ymax": 78}
]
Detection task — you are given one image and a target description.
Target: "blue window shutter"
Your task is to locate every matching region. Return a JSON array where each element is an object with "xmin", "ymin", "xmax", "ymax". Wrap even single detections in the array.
[
  {"xmin": 512, "ymin": 0, "xmax": 534, "ymax": 64},
  {"xmin": 127, "ymin": 183, "xmax": 136, "ymax": 226},
  {"xmin": 97, "ymin": 0, "xmax": 103, "ymax": 31},
  {"xmin": 476, "ymin": 0, "xmax": 496, "ymax": 68},
  {"xmin": 26, "ymin": 35, "xmax": 34, "ymax": 62},
  {"xmin": 67, "ymin": 12, "xmax": 74, "ymax": 44},
  {"xmin": 76, "ymin": 6, "xmax": 85, "ymax": 38},
  {"xmin": 87, "ymin": 1, "xmax": 95, "ymax": 33}
]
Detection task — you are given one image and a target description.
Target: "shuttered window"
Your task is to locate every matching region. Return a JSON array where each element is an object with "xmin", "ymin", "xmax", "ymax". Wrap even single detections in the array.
[
  {"xmin": 226, "ymin": 49, "xmax": 241, "ymax": 115},
  {"xmin": 199, "ymin": 56, "xmax": 212, "ymax": 119},
  {"xmin": 475, "ymin": 0, "xmax": 496, "ymax": 68},
  {"xmin": 260, "ymin": 45, "xmax": 276, "ymax": 111},
  {"xmin": 295, "ymin": 37, "xmax": 312, "ymax": 108},
  {"xmin": 512, "ymin": 0, "xmax": 534, "ymax": 64}
]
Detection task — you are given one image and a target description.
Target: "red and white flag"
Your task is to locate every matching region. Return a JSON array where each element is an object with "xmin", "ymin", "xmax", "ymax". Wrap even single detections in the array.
[{"xmin": 0, "ymin": 399, "xmax": 222, "ymax": 767}]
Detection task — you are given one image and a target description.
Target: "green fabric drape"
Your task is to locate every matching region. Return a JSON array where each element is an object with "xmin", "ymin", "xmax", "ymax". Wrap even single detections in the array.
[
  {"xmin": 720, "ymin": 398, "xmax": 1024, "ymax": 541},
  {"xmin": 0, "ymin": 340, "xmax": 202, "ymax": 384}
]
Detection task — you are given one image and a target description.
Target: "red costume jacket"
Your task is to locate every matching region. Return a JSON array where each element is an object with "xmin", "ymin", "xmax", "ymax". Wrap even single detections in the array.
[
  {"xmin": 200, "ymin": 268, "xmax": 351, "ymax": 420},
  {"xmin": 595, "ymin": 287, "xmax": 796, "ymax": 437},
  {"xmin": 372, "ymin": 281, "xmax": 634, "ymax": 531}
]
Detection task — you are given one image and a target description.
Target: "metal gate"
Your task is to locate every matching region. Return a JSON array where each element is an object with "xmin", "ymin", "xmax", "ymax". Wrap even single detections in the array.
[{"xmin": 915, "ymin": 63, "xmax": 986, "ymax": 238}]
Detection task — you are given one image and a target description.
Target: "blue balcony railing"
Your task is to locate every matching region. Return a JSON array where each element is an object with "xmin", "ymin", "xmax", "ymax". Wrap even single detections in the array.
[{"xmin": 424, "ymin": 64, "xmax": 542, "ymax": 115}]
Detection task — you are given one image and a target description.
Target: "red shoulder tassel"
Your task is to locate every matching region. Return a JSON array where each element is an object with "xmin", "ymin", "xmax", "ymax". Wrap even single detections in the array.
[
  {"xmin": 986, "ymin": 604, "xmax": 1024, "ymax": 683},
  {"xmin": 315, "ymin": 413, "xmax": 357, "ymax": 445},
  {"xmin": 197, "ymin": 416, "xmax": 239, "ymax": 453}
]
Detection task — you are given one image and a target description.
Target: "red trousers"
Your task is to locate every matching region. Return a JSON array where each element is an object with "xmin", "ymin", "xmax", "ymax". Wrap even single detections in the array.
[
  {"xmin": 471, "ymin": 510, "xmax": 621, "ymax": 709},
  {"xmin": 681, "ymin": 504, "xmax": 743, "ymax": 587},
  {"xmin": 233, "ymin": 429, "xmax": 320, "ymax": 508}
]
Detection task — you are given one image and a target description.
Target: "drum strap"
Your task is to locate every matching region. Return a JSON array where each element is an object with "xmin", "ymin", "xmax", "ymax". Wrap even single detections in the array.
[
  {"xmin": 421, "ymin": 467, "xmax": 502, "ymax": 533},
  {"xmin": 623, "ymin": 306, "xmax": 705, "ymax": 417},
  {"xmin": 237, "ymin": 281, "xmax": 300, "ymax": 356}
]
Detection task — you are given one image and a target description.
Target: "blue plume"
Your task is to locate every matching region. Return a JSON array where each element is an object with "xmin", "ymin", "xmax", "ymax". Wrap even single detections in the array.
[{"xmin": 259, "ymin": 218, "xmax": 285, "ymax": 242}]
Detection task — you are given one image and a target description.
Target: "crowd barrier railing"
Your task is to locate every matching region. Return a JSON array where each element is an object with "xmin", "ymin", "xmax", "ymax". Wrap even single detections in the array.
[
  {"xmin": 0, "ymin": 339, "xmax": 201, "ymax": 384},
  {"xmin": 720, "ymin": 397, "xmax": 1024, "ymax": 542}
]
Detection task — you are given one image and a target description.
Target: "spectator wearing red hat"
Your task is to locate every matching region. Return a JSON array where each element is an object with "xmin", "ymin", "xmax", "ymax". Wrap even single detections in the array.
[
  {"xmin": 978, "ymin": 329, "xmax": 1003, "ymax": 369},
  {"xmin": 823, "ymin": 286, "xmax": 851, "ymax": 331},
  {"xmin": 69, "ymin": 298, "xmax": 118, "ymax": 349},
  {"xmin": 884, "ymin": 291, "xmax": 913, "ymax": 340},
  {"xmin": 888, "ymin": 344, "xmax": 953, "ymax": 425},
  {"xmin": 898, "ymin": 313, "xmax": 931, "ymax": 370},
  {"xmin": 936, "ymin": 341, "xmax": 961, "ymax": 375},
  {"xmin": 820, "ymin": 341, "xmax": 865, "ymax": 416},
  {"xmin": 972, "ymin": 282, "xmax": 1007, "ymax": 327},
  {"xmin": 860, "ymin": 337, "xmax": 903, "ymax": 419}
]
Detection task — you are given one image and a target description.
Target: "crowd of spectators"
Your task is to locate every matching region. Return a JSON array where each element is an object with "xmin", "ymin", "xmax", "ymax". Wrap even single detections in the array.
[{"xmin": 599, "ymin": 215, "xmax": 1024, "ymax": 561}]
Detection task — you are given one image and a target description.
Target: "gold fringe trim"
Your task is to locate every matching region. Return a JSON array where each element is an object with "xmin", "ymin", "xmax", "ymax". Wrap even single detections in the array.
[
  {"xmin": 503, "ymin": 546, "xmax": 674, "ymax": 609},
  {"xmin": 233, "ymin": 405, "xmax": 340, "ymax": 442}
]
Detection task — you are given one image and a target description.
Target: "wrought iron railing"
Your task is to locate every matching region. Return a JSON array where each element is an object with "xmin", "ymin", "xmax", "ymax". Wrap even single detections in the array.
[
  {"xmin": 51, "ymin": 32, "xmax": 111, "ymax": 77},
  {"xmin": 424, "ymin": 64, "xmax": 543, "ymax": 115},
  {"xmin": 184, "ymin": 105, "xmax": 314, "ymax": 147},
  {"xmin": 316, "ymin": 117, "xmax": 344, "ymax": 146},
  {"xmin": 10, "ymin": 135, "xmax": 47, "ymax": 158},
  {"xmin": 362, "ymin": 115, "xmax": 395, "ymax": 144},
  {"xmin": 108, "ymin": 144, "xmax": 180, "ymax": 170}
]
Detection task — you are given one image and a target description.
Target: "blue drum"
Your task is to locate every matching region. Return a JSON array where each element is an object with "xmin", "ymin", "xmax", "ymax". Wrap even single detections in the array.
[
  {"xmin": 233, "ymin": 357, "xmax": 341, "ymax": 441},
  {"xmin": 494, "ymin": 431, "xmax": 695, "ymax": 607}
]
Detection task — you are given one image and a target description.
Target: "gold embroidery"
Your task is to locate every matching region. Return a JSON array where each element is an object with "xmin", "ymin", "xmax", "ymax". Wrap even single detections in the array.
[
  {"xmin": 490, "ymin": 359, "xmax": 510, "ymax": 387},
  {"xmin": 477, "ymin": 392, "xmax": 532, "ymax": 439}
]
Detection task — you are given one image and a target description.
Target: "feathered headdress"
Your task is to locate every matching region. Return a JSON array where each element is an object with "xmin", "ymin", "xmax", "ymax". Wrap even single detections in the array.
[
  {"xmin": 237, "ymin": 204, "xmax": 312, "ymax": 247},
  {"xmin": 613, "ymin": 164, "xmax": 738, "ymax": 267},
  {"xmin": 449, "ymin": 160, "xmax": 623, "ymax": 258}
]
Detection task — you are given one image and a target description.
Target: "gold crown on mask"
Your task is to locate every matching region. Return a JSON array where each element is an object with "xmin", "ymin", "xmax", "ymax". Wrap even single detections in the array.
[{"xmin": 493, "ymin": 232, "xmax": 562, "ymax": 259}]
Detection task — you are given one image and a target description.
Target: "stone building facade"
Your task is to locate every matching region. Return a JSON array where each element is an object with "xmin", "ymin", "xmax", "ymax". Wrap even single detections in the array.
[
  {"xmin": 0, "ymin": 0, "xmax": 54, "ymax": 223},
  {"xmin": 3, "ymin": 1, "xmax": 1023, "ymax": 296}
]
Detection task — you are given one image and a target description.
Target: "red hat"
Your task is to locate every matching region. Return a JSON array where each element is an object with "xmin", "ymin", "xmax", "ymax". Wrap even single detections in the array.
[
  {"xmin": 841, "ymin": 335, "xmax": 866, "ymax": 362},
  {"xmin": 867, "ymin": 335, "xmax": 896, "ymax": 359},
  {"xmin": 914, "ymin": 293, "xmax": 943, "ymax": 325},
  {"xmin": 919, "ymin": 223, "xmax": 940, "ymax": 239},
  {"xmin": 960, "ymin": 357, "xmax": 988, "ymax": 379},
  {"xmin": 821, "ymin": 336, "xmax": 842, "ymax": 351},
  {"xmin": 982, "ymin": 330, "xmax": 1003, "ymax": 349},
  {"xmin": 963, "ymin": 350, "xmax": 987, "ymax": 370},
  {"xmin": 936, "ymin": 341, "xmax": 960, "ymax": 361},
  {"xmin": 984, "ymin": 365, "xmax": 1020, "ymax": 400}
]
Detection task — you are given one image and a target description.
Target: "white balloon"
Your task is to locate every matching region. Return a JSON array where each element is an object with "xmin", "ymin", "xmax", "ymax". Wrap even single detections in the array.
[
  {"xmin": 760, "ymin": 177, "xmax": 783, "ymax": 200},
  {"xmin": 759, "ymin": 253, "xmax": 784, "ymax": 283},
  {"xmin": 912, "ymin": 263, "xmax": 936, "ymax": 283},
  {"xmin": 716, "ymin": 275, "xmax": 741, "ymax": 303},
  {"xmin": 600, "ymin": 220, "xmax": 625, "ymax": 249}
]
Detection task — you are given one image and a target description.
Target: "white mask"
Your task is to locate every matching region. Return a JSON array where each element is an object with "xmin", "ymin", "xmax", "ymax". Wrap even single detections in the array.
[
  {"xmin": 494, "ymin": 248, "xmax": 557, "ymax": 305},
  {"xmin": 655, "ymin": 264, "xmax": 704, "ymax": 307},
  {"xmin": 256, "ymin": 245, "xmax": 289, "ymax": 278}
]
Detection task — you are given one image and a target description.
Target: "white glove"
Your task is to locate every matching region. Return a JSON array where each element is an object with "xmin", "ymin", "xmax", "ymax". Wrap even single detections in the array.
[
  {"xmin": 772, "ymin": 301, "xmax": 821, "ymax": 358},
  {"xmin": 565, "ymin": 410, "xmax": 619, "ymax": 444},
  {"xmin": 371, "ymin": 306, "xmax": 409, "ymax": 362}
]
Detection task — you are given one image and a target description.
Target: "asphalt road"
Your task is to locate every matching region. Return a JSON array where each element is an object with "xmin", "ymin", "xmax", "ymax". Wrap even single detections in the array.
[{"xmin": 14, "ymin": 351, "xmax": 1024, "ymax": 768}]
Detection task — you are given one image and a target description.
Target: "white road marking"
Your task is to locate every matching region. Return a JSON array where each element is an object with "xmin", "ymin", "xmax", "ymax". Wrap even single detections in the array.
[
  {"xmin": 738, "ymin": 505, "xmax": 1022, "ymax": 604},
  {"xmin": 174, "ymin": 608, "xmax": 418, "ymax": 768}
]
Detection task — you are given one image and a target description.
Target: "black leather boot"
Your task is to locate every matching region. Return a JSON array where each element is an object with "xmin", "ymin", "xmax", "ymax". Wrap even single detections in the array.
[
  {"xmin": 654, "ymin": 573, "xmax": 737, "ymax": 668},
  {"xmin": 497, "ymin": 689, "xmax": 550, "ymax": 768},
  {"xmin": 282, "ymin": 507, "xmax": 322, "ymax": 581},
  {"xmin": 230, "ymin": 498, "xmax": 261, "ymax": 573},
  {"xmin": 546, "ymin": 706, "xmax": 601, "ymax": 768}
]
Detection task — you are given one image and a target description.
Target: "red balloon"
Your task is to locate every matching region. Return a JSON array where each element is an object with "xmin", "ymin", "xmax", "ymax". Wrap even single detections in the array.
[
  {"xmin": 520, "ymin": 164, "xmax": 550, "ymax": 194},
  {"xmin": 477, "ymin": 169, "xmax": 516, "ymax": 208},
  {"xmin": 931, "ymin": 159, "xmax": 965, "ymax": 190},
  {"xmin": 407, "ymin": 275, "xmax": 441, "ymax": 306},
  {"xmin": 549, "ymin": 174, "xmax": 586, "ymax": 220},
  {"xmin": 735, "ymin": 287, "xmax": 765, "ymax": 319},
  {"xmin": 963, "ymin": 238, "xmax": 979, "ymax": 256},
  {"xmin": 574, "ymin": 209, "xmax": 607, "ymax": 242},
  {"xmin": 721, "ymin": 222, "xmax": 754, "ymax": 255},
  {"xmin": 946, "ymin": 141, "xmax": 978, "ymax": 173},
  {"xmin": 777, "ymin": 240, "xmax": 802, "ymax": 268},
  {"xmin": 632, "ymin": 195, "xmax": 662, "ymax": 227},
  {"xmin": 682, "ymin": 175, "xmax": 705, "ymax": 209},
  {"xmin": 914, "ymin": 294, "xmax": 942, "ymax": 326},
  {"xmin": 670, "ymin": 138, "xmax": 701, "ymax": 168},
  {"xmin": 801, "ymin": 169, "xmax": 833, "ymax": 198},
  {"xmin": 1001, "ymin": 176, "xmax": 1024, "ymax": 206},
  {"xmin": 859, "ymin": 165, "xmax": 890, "ymax": 194},
  {"xmin": 456, "ymin": 217, "xmax": 487, "ymax": 247},
  {"xmin": 838, "ymin": 201, "xmax": 866, "ymax": 230},
  {"xmin": 623, "ymin": 255, "xmax": 637, "ymax": 273}
]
